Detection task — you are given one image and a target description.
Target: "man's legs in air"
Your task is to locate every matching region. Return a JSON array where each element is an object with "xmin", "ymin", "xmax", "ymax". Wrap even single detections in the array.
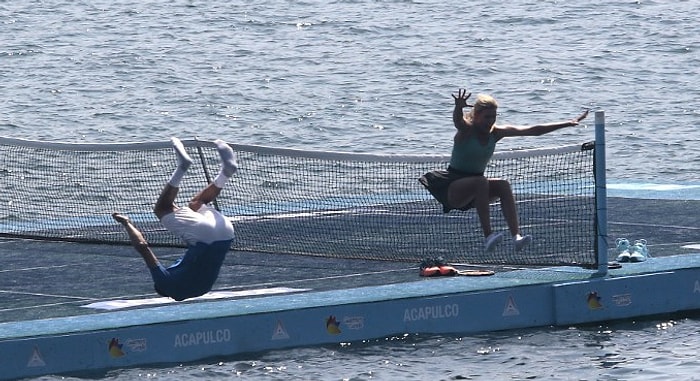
[{"xmin": 187, "ymin": 139, "xmax": 238, "ymax": 211}]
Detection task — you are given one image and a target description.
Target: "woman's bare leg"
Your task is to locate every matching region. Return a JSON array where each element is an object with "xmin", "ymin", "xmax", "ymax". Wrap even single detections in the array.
[
  {"xmin": 448, "ymin": 176, "xmax": 492, "ymax": 237},
  {"xmin": 488, "ymin": 179, "xmax": 532, "ymax": 251},
  {"xmin": 488, "ymin": 179, "xmax": 520, "ymax": 236}
]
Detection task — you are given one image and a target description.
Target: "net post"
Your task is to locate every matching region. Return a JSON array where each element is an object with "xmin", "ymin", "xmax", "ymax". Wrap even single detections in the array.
[
  {"xmin": 193, "ymin": 137, "xmax": 221, "ymax": 211},
  {"xmin": 594, "ymin": 111, "xmax": 609, "ymax": 275}
]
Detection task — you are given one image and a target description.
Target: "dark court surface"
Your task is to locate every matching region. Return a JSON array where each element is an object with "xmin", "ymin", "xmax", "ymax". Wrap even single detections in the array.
[{"xmin": 1, "ymin": 197, "xmax": 697, "ymax": 324}]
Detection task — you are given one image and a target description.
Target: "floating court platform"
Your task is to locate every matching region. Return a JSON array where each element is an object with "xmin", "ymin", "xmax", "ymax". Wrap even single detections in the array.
[
  {"xmin": 1, "ymin": 113, "xmax": 699, "ymax": 379},
  {"xmin": 1, "ymin": 195, "xmax": 699, "ymax": 380}
]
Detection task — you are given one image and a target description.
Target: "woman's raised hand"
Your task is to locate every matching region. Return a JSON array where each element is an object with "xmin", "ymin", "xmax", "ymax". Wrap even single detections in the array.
[{"xmin": 452, "ymin": 88, "xmax": 472, "ymax": 107}]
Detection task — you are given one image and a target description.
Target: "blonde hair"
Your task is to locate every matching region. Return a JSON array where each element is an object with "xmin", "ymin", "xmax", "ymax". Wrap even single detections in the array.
[{"xmin": 473, "ymin": 94, "xmax": 498, "ymax": 112}]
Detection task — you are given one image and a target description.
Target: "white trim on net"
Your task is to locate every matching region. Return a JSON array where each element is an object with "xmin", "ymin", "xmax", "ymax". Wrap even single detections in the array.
[{"xmin": 0, "ymin": 135, "xmax": 589, "ymax": 164}]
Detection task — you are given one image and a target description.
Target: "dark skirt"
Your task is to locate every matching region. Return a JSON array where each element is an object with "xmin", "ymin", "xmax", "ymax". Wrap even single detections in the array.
[{"xmin": 418, "ymin": 166, "xmax": 483, "ymax": 213}]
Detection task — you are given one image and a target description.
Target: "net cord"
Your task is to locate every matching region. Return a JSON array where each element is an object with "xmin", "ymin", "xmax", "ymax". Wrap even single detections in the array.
[{"xmin": 0, "ymin": 136, "xmax": 588, "ymax": 164}]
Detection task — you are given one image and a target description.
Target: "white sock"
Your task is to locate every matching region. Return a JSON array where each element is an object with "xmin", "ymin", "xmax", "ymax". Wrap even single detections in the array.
[
  {"xmin": 211, "ymin": 139, "xmax": 238, "ymax": 188},
  {"xmin": 168, "ymin": 138, "xmax": 193, "ymax": 187},
  {"xmin": 213, "ymin": 171, "xmax": 229, "ymax": 188},
  {"xmin": 215, "ymin": 139, "xmax": 238, "ymax": 177},
  {"xmin": 168, "ymin": 168, "xmax": 187, "ymax": 187}
]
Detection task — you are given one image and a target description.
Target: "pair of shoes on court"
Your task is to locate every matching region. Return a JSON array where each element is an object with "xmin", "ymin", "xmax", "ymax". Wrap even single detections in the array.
[
  {"xmin": 419, "ymin": 256, "xmax": 457, "ymax": 277},
  {"xmin": 615, "ymin": 238, "xmax": 650, "ymax": 263},
  {"xmin": 484, "ymin": 232, "xmax": 532, "ymax": 253}
]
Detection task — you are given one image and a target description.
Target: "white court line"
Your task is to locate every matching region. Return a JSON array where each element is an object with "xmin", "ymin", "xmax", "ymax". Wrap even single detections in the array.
[
  {"xmin": 608, "ymin": 221, "xmax": 700, "ymax": 230},
  {"xmin": 82, "ymin": 287, "xmax": 310, "ymax": 311},
  {"xmin": 0, "ymin": 290, "xmax": 95, "ymax": 301},
  {"xmin": 0, "ymin": 263, "xmax": 82, "ymax": 273}
]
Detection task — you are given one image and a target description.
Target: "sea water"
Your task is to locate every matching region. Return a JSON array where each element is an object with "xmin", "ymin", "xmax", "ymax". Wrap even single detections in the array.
[{"xmin": 2, "ymin": 0, "xmax": 699, "ymax": 379}]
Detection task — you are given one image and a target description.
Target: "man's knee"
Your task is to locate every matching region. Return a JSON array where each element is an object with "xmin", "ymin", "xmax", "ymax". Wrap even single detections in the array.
[
  {"xmin": 154, "ymin": 204, "xmax": 177, "ymax": 220},
  {"xmin": 187, "ymin": 199, "xmax": 203, "ymax": 212}
]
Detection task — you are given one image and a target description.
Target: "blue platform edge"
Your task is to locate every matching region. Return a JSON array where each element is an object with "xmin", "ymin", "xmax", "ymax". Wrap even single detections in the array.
[
  {"xmin": 2, "ymin": 253, "xmax": 700, "ymax": 380},
  {"xmin": 607, "ymin": 181, "xmax": 700, "ymax": 200}
]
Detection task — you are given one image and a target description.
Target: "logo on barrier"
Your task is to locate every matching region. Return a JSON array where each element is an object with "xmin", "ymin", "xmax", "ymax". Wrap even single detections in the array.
[
  {"xmin": 109, "ymin": 338, "xmax": 125, "ymax": 358},
  {"xmin": 125, "ymin": 338, "xmax": 148, "ymax": 352},
  {"xmin": 343, "ymin": 316, "xmax": 364, "ymax": 330},
  {"xmin": 612, "ymin": 293, "xmax": 632, "ymax": 307},
  {"xmin": 174, "ymin": 329, "xmax": 231, "ymax": 348},
  {"xmin": 272, "ymin": 320, "xmax": 290, "ymax": 340},
  {"xmin": 326, "ymin": 316, "xmax": 341, "ymax": 335},
  {"xmin": 502, "ymin": 295, "xmax": 520, "ymax": 316},
  {"xmin": 587, "ymin": 292, "xmax": 603, "ymax": 310},
  {"xmin": 27, "ymin": 346, "xmax": 46, "ymax": 367},
  {"xmin": 403, "ymin": 304, "xmax": 459, "ymax": 322}
]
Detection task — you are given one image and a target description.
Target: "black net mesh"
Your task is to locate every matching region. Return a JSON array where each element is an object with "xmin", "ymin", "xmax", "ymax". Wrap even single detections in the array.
[{"xmin": 0, "ymin": 138, "xmax": 596, "ymax": 266}]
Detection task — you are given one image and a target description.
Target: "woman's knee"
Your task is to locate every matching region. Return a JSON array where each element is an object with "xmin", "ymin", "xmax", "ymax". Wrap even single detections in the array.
[
  {"xmin": 489, "ymin": 179, "xmax": 513, "ymax": 196},
  {"xmin": 463, "ymin": 175, "xmax": 489, "ymax": 192},
  {"xmin": 447, "ymin": 176, "xmax": 488, "ymax": 206}
]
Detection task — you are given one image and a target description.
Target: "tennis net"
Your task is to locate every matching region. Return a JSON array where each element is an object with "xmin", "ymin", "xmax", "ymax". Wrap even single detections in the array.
[{"xmin": 0, "ymin": 137, "xmax": 597, "ymax": 266}]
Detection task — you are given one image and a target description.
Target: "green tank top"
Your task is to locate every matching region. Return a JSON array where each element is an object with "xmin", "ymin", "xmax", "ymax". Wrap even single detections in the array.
[{"xmin": 449, "ymin": 133, "xmax": 496, "ymax": 174}]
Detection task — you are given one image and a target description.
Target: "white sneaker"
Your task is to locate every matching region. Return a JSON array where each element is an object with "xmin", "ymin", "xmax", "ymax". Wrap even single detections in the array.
[
  {"xmin": 615, "ymin": 238, "xmax": 631, "ymax": 262},
  {"xmin": 514, "ymin": 234, "xmax": 533, "ymax": 252},
  {"xmin": 484, "ymin": 232, "xmax": 505, "ymax": 252},
  {"xmin": 630, "ymin": 239, "xmax": 649, "ymax": 262},
  {"xmin": 635, "ymin": 239, "xmax": 650, "ymax": 258}
]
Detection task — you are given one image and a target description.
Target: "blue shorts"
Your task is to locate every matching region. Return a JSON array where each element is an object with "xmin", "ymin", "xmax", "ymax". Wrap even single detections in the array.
[{"xmin": 149, "ymin": 239, "xmax": 232, "ymax": 301}]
